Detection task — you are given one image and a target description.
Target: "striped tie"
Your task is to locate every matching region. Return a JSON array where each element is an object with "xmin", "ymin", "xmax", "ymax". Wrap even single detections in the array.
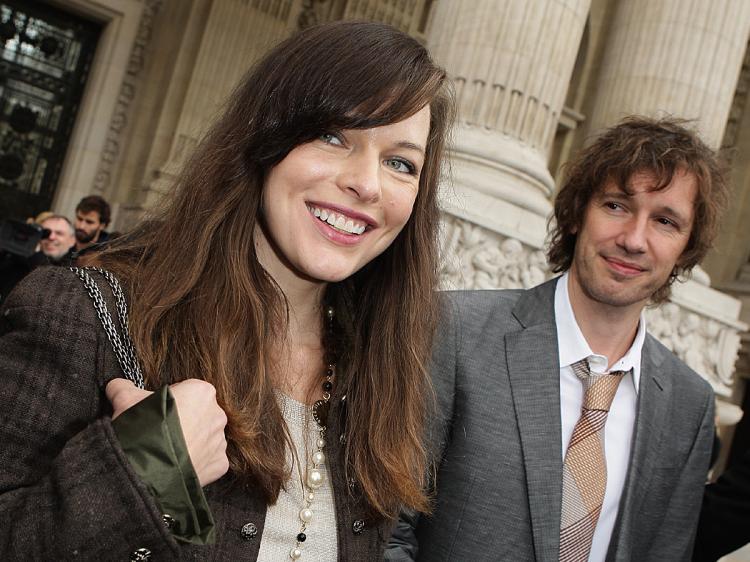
[{"xmin": 559, "ymin": 359, "xmax": 628, "ymax": 562}]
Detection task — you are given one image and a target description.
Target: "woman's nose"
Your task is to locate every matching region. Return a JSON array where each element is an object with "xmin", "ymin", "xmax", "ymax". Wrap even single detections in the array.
[{"xmin": 337, "ymin": 150, "xmax": 382, "ymax": 202}]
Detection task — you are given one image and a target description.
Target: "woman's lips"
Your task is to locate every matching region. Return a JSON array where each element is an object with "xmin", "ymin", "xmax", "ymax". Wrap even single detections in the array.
[{"xmin": 308, "ymin": 207, "xmax": 371, "ymax": 246}]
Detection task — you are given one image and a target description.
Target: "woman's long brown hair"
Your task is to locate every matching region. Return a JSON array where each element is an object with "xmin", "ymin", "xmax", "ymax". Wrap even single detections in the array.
[{"xmin": 94, "ymin": 20, "xmax": 453, "ymax": 518}]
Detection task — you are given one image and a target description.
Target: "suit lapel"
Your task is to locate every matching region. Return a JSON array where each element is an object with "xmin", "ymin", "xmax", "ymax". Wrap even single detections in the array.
[
  {"xmin": 607, "ymin": 336, "xmax": 670, "ymax": 560},
  {"xmin": 506, "ymin": 280, "xmax": 563, "ymax": 562}
]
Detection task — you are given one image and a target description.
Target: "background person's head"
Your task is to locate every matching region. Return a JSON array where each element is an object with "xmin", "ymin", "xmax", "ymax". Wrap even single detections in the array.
[
  {"xmin": 39, "ymin": 216, "xmax": 75, "ymax": 260},
  {"xmin": 75, "ymin": 195, "xmax": 111, "ymax": 247},
  {"xmin": 33, "ymin": 211, "xmax": 54, "ymax": 225},
  {"xmin": 548, "ymin": 116, "xmax": 728, "ymax": 303}
]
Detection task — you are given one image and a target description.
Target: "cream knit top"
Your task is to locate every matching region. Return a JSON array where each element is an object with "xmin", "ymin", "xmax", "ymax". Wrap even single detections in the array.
[{"xmin": 257, "ymin": 392, "xmax": 338, "ymax": 561}]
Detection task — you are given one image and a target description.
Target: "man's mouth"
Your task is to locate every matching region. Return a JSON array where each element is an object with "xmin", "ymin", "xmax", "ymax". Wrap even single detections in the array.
[
  {"xmin": 604, "ymin": 257, "xmax": 646, "ymax": 274},
  {"xmin": 307, "ymin": 205, "xmax": 368, "ymax": 235}
]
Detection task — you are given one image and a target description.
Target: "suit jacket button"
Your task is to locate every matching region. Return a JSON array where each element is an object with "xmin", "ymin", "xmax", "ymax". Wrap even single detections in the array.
[
  {"xmin": 241, "ymin": 522, "xmax": 258, "ymax": 540},
  {"xmin": 352, "ymin": 519, "xmax": 365, "ymax": 534},
  {"xmin": 130, "ymin": 548, "xmax": 151, "ymax": 561}
]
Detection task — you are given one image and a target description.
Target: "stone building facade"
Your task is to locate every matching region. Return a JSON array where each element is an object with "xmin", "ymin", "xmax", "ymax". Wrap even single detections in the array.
[{"xmin": 5, "ymin": 0, "xmax": 750, "ymax": 538}]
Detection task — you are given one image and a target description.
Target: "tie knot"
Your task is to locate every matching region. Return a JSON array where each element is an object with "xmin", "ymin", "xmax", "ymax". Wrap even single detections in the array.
[{"xmin": 571, "ymin": 359, "xmax": 628, "ymax": 412}]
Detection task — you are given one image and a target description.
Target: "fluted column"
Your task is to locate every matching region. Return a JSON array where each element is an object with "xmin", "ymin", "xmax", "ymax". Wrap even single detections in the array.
[
  {"xmin": 586, "ymin": 0, "xmax": 750, "ymax": 148},
  {"xmin": 428, "ymin": 0, "xmax": 590, "ymax": 250},
  {"xmin": 343, "ymin": 0, "xmax": 422, "ymax": 32},
  {"xmin": 147, "ymin": 0, "xmax": 295, "ymax": 200},
  {"xmin": 429, "ymin": 0, "xmax": 590, "ymax": 292}
]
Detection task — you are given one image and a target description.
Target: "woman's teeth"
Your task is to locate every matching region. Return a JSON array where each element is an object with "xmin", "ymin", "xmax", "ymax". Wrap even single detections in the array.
[{"xmin": 308, "ymin": 206, "xmax": 367, "ymax": 235}]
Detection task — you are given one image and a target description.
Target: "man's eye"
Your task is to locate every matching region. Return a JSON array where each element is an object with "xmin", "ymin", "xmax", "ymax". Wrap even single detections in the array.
[
  {"xmin": 604, "ymin": 202, "xmax": 622, "ymax": 210},
  {"xmin": 320, "ymin": 132, "xmax": 344, "ymax": 146},
  {"xmin": 385, "ymin": 158, "xmax": 416, "ymax": 175}
]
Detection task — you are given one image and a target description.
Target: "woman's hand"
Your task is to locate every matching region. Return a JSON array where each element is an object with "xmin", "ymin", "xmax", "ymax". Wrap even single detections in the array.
[
  {"xmin": 170, "ymin": 379, "xmax": 230, "ymax": 486},
  {"xmin": 106, "ymin": 378, "xmax": 229, "ymax": 486}
]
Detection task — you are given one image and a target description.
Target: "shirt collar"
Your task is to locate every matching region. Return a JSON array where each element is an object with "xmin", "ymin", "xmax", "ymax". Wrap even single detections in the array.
[{"xmin": 554, "ymin": 272, "xmax": 645, "ymax": 392}]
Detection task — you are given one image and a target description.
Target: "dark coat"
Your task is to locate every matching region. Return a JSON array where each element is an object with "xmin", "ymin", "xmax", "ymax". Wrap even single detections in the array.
[
  {"xmin": 0, "ymin": 266, "xmax": 390, "ymax": 561},
  {"xmin": 693, "ymin": 445, "xmax": 750, "ymax": 561},
  {"xmin": 0, "ymin": 251, "xmax": 49, "ymax": 306}
]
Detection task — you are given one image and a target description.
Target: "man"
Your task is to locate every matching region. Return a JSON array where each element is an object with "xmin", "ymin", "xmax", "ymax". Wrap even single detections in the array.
[
  {"xmin": 387, "ymin": 117, "xmax": 727, "ymax": 562},
  {"xmin": 39, "ymin": 215, "xmax": 76, "ymax": 263},
  {"xmin": 0, "ymin": 215, "xmax": 76, "ymax": 304},
  {"xmin": 74, "ymin": 195, "xmax": 111, "ymax": 255}
]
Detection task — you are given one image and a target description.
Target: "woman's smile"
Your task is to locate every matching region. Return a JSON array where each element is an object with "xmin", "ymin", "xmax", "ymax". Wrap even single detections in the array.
[{"xmin": 306, "ymin": 203, "xmax": 371, "ymax": 235}]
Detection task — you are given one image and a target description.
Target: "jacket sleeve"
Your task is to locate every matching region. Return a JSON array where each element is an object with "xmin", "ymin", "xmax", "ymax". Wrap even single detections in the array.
[
  {"xmin": 113, "ymin": 386, "xmax": 215, "ymax": 544},
  {"xmin": 384, "ymin": 508, "xmax": 420, "ymax": 561},
  {"xmin": 384, "ymin": 293, "xmax": 461, "ymax": 562},
  {"xmin": 644, "ymin": 386, "xmax": 715, "ymax": 561},
  {"xmin": 0, "ymin": 267, "xmax": 180, "ymax": 561}
]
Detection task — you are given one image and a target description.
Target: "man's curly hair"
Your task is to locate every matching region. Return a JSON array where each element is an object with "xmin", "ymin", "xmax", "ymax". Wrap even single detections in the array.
[{"xmin": 548, "ymin": 116, "xmax": 729, "ymax": 303}]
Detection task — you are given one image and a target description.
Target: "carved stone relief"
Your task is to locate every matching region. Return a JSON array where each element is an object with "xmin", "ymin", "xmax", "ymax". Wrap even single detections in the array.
[
  {"xmin": 297, "ymin": 0, "xmax": 336, "ymax": 29},
  {"xmin": 439, "ymin": 214, "xmax": 549, "ymax": 291},
  {"xmin": 93, "ymin": 0, "xmax": 164, "ymax": 194}
]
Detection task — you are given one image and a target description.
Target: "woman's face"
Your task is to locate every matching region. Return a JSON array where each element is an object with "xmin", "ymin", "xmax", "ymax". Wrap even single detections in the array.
[{"xmin": 256, "ymin": 105, "xmax": 431, "ymax": 285}]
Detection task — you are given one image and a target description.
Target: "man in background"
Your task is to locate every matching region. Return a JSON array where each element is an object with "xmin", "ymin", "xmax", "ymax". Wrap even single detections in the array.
[
  {"xmin": 0, "ymin": 214, "xmax": 76, "ymax": 303},
  {"xmin": 74, "ymin": 195, "xmax": 111, "ymax": 256},
  {"xmin": 39, "ymin": 215, "xmax": 76, "ymax": 264}
]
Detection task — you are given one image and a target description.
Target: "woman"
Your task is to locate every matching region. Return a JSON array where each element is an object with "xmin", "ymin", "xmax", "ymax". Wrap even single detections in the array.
[{"xmin": 0, "ymin": 20, "xmax": 453, "ymax": 561}]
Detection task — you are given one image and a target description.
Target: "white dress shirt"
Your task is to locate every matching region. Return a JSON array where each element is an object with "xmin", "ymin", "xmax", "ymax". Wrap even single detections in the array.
[{"xmin": 555, "ymin": 272, "xmax": 645, "ymax": 562}]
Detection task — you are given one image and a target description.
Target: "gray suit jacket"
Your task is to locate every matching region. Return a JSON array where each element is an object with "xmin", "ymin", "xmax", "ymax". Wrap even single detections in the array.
[{"xmin": 387, "ymin": 280, "xmax": 715, "ymax": 562}]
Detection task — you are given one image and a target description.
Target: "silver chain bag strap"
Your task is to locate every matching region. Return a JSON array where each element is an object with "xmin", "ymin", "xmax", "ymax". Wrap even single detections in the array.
[{"xmin": 70, "ymin": 266, "xmax": 145, "ymax": 389}]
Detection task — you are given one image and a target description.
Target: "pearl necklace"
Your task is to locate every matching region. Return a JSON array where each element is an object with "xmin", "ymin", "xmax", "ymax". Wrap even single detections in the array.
[{"xmin": 289, "ymin": 306, "xmax": 335, "ymax": 561}]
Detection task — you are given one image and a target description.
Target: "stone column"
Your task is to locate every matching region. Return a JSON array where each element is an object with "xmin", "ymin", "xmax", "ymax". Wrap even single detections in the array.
[
  {"xmin": 585, "ymin": 0, "xmax": 750, "ymax": 148},
  {"xmin": 145, "ymin": 0, "xmax": 296, "ymax": 203},
  {"xmin": 343, "ymin": 0, "xmax": 422, "ymax": 31},
  {"xmin": 426, "ymin": 0, "xmax": 590, "ymax": 288}
]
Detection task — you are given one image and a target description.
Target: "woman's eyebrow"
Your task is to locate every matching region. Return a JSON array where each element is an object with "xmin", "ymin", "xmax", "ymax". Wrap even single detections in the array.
[{"xmin": 394, "ymin": 140, "xmax": 425, "ymax": 154}]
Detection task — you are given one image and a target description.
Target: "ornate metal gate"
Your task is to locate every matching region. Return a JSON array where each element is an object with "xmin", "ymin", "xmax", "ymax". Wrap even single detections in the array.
[{"xmin": 0, "ymin": 0, "xmax": 100, "ymax": 221}]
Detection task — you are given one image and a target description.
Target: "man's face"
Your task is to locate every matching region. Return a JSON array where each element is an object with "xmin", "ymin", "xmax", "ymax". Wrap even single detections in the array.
[
  {"xmin": 75, "ymin": 210, "xmax": 104, "ymax": 246},
  {"xmin": 569, "ymin": 169, "xmax": 697, "ymax": 313},
  {"xmin": 40, "ymin": 217, "xmax": 75, "ymax": 259}
]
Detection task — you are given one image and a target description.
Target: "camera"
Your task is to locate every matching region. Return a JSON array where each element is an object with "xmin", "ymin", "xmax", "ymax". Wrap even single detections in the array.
[{"xmin": 0, "ymin": 219, "xmax": 50, "ymax": 258}]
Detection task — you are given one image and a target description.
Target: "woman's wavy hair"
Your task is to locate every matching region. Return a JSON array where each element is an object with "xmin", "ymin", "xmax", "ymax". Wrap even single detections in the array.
[
  {"xmin": 548, "ymin": 116, "xmax": 728, "ymax": 303},
  {"xmin": 94, "ymin": 21, "xmax": 454, "ymax": 517}
]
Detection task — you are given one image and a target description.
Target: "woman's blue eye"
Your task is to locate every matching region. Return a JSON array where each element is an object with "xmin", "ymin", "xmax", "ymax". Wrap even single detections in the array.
[
  {"xmin": 320, "ymin": 132, "xmax": 343, "ymax": 146},
  {"xmin": 385, "ymin": 158, "xmax": 416, "ymax": 175}
]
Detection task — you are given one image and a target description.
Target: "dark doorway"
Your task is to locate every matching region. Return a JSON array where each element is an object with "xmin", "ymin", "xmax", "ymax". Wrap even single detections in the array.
[{"xmin": 0, "ymin": 0, "xmax": 101, "ymax": 221}]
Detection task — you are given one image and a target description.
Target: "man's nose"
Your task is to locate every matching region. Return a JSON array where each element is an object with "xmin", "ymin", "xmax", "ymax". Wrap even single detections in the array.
[{"xmin": 617, "ymin": 216, "xmax": 648, "ymax": 254}]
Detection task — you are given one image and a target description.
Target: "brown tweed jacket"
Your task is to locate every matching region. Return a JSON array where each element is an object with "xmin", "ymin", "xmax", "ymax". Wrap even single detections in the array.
[{"xmin": 0, "ymin": 266, "xmax": 390, "ymax": 561}]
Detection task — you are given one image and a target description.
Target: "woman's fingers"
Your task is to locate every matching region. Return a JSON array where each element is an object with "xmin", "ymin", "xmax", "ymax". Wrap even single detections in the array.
[{"xmin": 105, "ymin": 378, "xmax": 153, "ymax": 420}]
